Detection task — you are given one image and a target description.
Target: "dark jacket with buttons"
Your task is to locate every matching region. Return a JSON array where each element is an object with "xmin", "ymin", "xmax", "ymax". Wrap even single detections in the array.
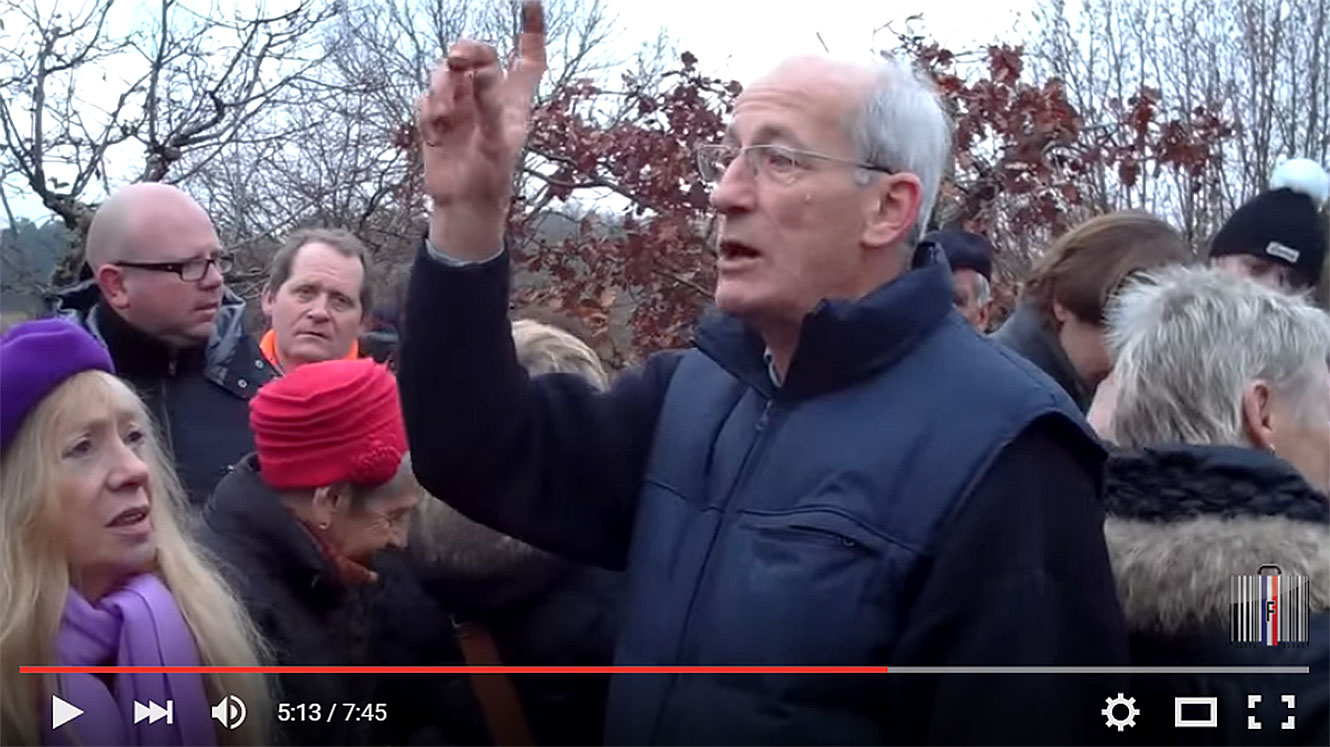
[
  {"xmin": 50, "ymin": 281, "xmax": 274, "ymax": 506},
  {"xmin": 200, "ymin": 454, "xmax": 376, "ymax": 746},
  {"xmin": 399, "ymin": 244, "xmax": 1131, "ymax": 745}
]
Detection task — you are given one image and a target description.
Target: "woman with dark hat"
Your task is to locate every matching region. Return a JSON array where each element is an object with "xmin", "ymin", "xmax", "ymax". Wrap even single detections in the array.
[
  {"xmin": 0, "ymin": 320, "xmax": 269, "ymax": 746},
  {"xmin": 200, "ymin": 357, "xmax": 422, "ymax": 745},
  {"xmin": 1210, "ymin": 158, "xmax": 1329, "ymax": 293}
]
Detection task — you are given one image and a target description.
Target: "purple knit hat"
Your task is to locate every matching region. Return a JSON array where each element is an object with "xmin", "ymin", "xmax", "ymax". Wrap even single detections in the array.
[{"xmin": 1, "ymin": 319, "xmax": 114, "ymax": 454}]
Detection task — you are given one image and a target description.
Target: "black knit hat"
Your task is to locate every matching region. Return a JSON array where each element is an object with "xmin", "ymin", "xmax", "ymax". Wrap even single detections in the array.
[
  {"xmin": 1209, "ymin": 158, "xmax": 1329, "ymax": 289},
  {"xmin": 923, "ymin": 229, "xmax": 994, "ymax": 281}
]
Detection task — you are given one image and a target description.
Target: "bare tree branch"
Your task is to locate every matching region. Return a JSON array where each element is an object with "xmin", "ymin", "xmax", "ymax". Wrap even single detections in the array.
[
  {"xmin": 0, "ymin": 0, "xmax": 338, "ymax": 276},
  {"xmin": 182, "ymin": 0, "xmax": 650, "ymax": 305}
]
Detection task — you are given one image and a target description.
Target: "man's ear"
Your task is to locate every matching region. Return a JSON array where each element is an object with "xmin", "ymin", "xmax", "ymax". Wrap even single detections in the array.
[
  {"xmin": 1240, "ymin": 380, "xmax": 1277, "ymax": 451},
  {"xmin": 861, "ymin": 173, "xmax": 922, "ymax": 249},
  {"xmin": 95, "ymin": 265, "xmax": 132, "ymax": 311},
  {"xmin": 261, "ymin": 285, "xmax": 276, "ymax": 319},
  {"xmin": 1052, "ymin": 299, "xmax": 1073, "ymax": 325}
]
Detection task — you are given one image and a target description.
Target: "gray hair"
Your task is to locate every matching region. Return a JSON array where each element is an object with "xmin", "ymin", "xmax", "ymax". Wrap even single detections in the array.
[
  {"xmin": 511, "ymin": 319, "xmax": 610, "ymax": 389},
  {"xmin": 850, "ymin": 56, "xmax": 953, "ymax": 248},
  {"xmin": 1108, "ymin": 266, "xmax": 1330, "ymax": 448},
  {"xmin": 973, "ymin": 272, "xmax": 992, "ymax": 307}
]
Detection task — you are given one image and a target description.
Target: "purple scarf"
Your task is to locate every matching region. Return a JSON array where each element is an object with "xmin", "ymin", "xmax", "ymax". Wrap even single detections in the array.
[{"xmin": 45, "ymin": 574, "xmax": 216, "ymax": 746}]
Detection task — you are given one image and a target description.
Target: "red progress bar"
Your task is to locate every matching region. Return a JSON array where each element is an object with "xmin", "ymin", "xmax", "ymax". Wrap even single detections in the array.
[{"xmin": 21, "ymin": 666, "xmax": 890, "ymax": 675}]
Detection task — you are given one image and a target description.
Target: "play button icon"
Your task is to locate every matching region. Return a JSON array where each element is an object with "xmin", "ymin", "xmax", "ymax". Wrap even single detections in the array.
[{"xmin": 51, "ymin": 695, "xmax": 83, "ymax": 729}]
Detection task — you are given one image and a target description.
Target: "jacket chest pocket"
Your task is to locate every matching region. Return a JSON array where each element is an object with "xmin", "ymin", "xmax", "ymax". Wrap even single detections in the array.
[
  {"xmin": 743, "ymin": 510, "xmax": 880, "ymax": 554},
  {"xmin": 688, "ymin": 507, "xmax": 911, "ymax": 668}
]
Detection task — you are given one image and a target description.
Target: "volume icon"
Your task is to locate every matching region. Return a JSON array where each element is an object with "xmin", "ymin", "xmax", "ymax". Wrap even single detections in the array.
[{"xmin": 211, "ymin": 695, "xmax": 247, "ymax": 730}]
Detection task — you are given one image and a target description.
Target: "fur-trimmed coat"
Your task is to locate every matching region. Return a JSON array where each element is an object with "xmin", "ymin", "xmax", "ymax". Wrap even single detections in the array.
[{"xmin": 1104, "ymin": 444, "xmax": 1329, "ymax": 745}]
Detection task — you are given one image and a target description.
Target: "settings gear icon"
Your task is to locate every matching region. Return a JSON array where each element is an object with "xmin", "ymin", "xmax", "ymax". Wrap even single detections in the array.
[{"xmin": 1102, "ymin": 693, "xmax": 1139, "ymax": 731}]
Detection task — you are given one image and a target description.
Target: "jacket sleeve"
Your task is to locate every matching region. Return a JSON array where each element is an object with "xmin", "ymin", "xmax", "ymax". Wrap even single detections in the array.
[
  {"xmin": 884, "ymin": 415, "xmax": 1131, "ymax": 745},
  {"xmin": 397, "ymin": 243, "xmax": 682, "ymax": 571}
]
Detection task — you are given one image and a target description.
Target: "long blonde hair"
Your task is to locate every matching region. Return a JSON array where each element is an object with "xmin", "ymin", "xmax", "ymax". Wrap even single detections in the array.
[{"xmin": 0, "ymin": 371, "xmax": 270, "ymax": 745}]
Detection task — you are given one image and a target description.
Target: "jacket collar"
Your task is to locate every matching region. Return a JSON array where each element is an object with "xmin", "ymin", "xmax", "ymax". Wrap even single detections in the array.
[
  {"xmin": 1105, "ymin": 443, "xmax": 1329, "ymax": 523},
  {"xmin": 991, "ymin": 301, "xmax": 1091, "ymax": 410},
  {"xmin": 92, "ymin": 302, "xmax": 207, "ymax": 378},
  {"xmin": 204, "ymin": 455, "xmax": 348, "ymax": 606},
  {"xmin": 258, "ymin": 328, "xmax": 361, "ymax": 372},
  {"xmin": 1103, "ymin": 444, "xmax": 1330, "ymax": 634},
  {"xmin": 694, "ymin": 262, "xmax": 956, "ymax": 400},
  {"xmin": 49, "ymin": 279, "xmax": 253, "ymax": 383}
]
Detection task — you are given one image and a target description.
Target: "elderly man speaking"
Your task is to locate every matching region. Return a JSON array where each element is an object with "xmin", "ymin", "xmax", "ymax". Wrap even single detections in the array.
[{"xmin": 398, "ymin": 3, "xmax": 1127, "ymax": 743}]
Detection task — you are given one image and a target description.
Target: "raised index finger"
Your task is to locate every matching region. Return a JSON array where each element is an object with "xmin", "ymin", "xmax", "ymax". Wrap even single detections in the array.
[{"xmin": 507, "ymin": 0, "xmax": 547, "ymax": 97}]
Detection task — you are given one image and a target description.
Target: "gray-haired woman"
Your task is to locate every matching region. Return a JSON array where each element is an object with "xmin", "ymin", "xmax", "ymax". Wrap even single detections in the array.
[{"xmin": 1099, "ymin": 265, "xmax": 1328, "ymax": 745}]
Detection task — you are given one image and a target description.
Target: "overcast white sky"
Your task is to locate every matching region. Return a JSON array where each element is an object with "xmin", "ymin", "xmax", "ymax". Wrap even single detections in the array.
[
  {"xmin": 1, "ymin": 0, "xmax": 1037, "ymax": 224},
  {"xmin": 626, "ymin": 0, "xmax": 1036, "ymax": 81}
]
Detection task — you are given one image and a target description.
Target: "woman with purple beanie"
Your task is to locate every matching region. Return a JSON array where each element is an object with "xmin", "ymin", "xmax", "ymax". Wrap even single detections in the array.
[{"xmin": 0, "ymin": 319, "xmax": 269, "ymax": 746}]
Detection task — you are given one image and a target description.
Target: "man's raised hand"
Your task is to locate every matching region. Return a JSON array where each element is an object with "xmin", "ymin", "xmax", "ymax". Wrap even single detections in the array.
[{"xmin": 418, "ymin": 1, "xmax": 546, "ymax": 256}]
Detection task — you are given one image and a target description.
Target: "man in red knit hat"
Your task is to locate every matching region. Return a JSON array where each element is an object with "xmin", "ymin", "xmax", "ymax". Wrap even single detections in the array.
[{"xmin": 199, "ymin": 357, "xmax": 421, "ymax": 746}]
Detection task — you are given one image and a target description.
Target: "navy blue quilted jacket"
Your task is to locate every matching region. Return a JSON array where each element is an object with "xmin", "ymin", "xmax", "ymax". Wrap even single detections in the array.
[{"xmin": 399, "ymin": 244, "xmax": 1129, "ymax": 745}]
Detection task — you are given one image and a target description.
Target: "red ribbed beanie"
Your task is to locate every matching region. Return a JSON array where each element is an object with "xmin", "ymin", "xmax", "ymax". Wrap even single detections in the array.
[{"xmin": 249, "ymin": 358, "xmax": 406, "ymax": 490}]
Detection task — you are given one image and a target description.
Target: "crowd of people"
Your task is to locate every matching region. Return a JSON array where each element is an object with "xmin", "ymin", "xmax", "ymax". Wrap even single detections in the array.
[{"xmin": 1, "ymin": 1, "xmax": 1327, "ymax": 745}]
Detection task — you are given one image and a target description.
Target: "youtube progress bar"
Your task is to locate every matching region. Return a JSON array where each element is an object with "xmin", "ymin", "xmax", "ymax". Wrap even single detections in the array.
[{"xmin": 19, "ymin": 666, "xmax": 1311, "ymax": 675}]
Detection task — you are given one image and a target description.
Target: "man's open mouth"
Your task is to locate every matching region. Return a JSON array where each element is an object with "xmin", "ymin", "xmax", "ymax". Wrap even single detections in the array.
[{"xmin": 719, "ymin": 240, "xmax": 761, "ymax": 260}]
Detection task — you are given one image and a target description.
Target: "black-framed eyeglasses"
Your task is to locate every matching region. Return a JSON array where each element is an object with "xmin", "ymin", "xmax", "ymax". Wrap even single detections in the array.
[
  {"xmin": 115, "ymin": 254, "xmax": 233, "ymax": 282},
  {"xmin": 695, "ymin": 143, "xmax": 895, "ymax": 185}
]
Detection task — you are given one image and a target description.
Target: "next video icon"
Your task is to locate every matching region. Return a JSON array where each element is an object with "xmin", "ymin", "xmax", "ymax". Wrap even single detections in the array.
[{"xmin": 133, "ymin": 699, "xmax": 174, "ymax": 725}]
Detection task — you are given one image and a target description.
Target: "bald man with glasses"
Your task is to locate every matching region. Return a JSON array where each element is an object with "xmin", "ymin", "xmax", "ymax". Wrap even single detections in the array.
[{"xmin": 49, "ymin": 182, "xmax": 273, "ymax": 506}]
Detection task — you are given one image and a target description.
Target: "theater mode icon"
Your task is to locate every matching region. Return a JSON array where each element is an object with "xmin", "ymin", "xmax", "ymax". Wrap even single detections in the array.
[
  {"xmin": 1174, "ymin": 696, "xmax": 1218, "ymax": 728},
  {"xmin": 212, "ymin": 695, "xmax": 247, "ymax": 730},
  {"xmin": 133, "ymin": 699, "xmax": 174, "ymax": 725}
]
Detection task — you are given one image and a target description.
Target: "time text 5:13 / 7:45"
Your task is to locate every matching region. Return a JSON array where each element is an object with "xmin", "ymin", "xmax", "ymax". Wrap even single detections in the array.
[{"xmin": 277, "ymin": 702, "xmax": 388, "ymax": 723}]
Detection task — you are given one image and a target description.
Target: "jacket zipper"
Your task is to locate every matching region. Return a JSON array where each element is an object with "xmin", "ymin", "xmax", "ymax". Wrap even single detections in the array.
[
  {"xmin": 755, "ymin": 399, "xmax": 773, "ymax": 432},
  {"xmin": 653, "ymin": 397, "xmax": 779, "ymax": 737},
  {"xmin": 158, "ymin": 352, "xmax": 177, "ymax": 455}
]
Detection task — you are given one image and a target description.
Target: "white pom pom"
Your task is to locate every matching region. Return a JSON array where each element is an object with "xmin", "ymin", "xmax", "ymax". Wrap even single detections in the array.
[{"xmin": 1270, "ymin": 158, "xmax": 1330, "ymax": 206}]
